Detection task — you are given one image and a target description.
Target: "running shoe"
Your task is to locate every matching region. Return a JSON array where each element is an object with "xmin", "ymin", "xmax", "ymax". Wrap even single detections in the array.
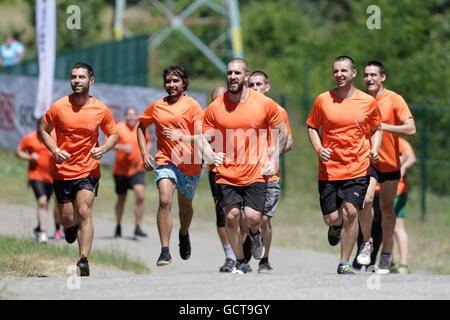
[
  {"xmin": 134, "ymin": 225, "xmax": 147, "ymax": 237},
  {"xmin": 258, "ymin": 261, "xmax": 273, "ymax": 274},
  {"xmin": 376, "ymin": 252, "xmax": 392, "ymax": 274},
  {"xmin": 54, "ymin": 229, "xmax": 63, "ymax": 241},
  {"xmin": 249, "ymin": 228, "xmax": 265, "ymax": 260},
  {"xmin": 37, "ymin": 231, "xmax": 48, "ymax": 244},
  {"xmin": 327, "ymin": 224, "xmax": 342, "ymax": 246},
  {"xmin": 76, "ymin": 256, "xmax": 90, "ymax": 277},
  {"xmin": 114, "ymin": 224, "xmax": 121, "ymax": 238},
  {"xmin": 64, "ymin": 224, "xmax": 78, "ymax": 244},
  {"xmin": 337, "ymin": 262, "xmax": 356, "ymax": 274},
  {"xmin": 156, "ymin": 249, "xmax": 172, "ymax": 266},
  {"xmin": 398, "ymin": 265, "xmax": 410, "ymax": 274},
  {"xmin": 219, "ymin": 258, "xmax": 236, "ymax": 272},
  {"xmin": 179, "ymin": 231, "xmax": 191, "ymax": 260},
  {"xmin": 356, "ymin": 241, "xmax": 373, "ymax": 266},
  {"xmin": 232, "ymin": 261, "xmax": 250, "ymax": 274}
]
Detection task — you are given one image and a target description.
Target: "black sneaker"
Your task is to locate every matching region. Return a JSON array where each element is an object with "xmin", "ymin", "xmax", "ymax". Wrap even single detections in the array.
[
  {"xmin": 64, "ymin": 224, "xmax": 79, "ymax": 244},
  {"xmin": 134, "ymin": 225, "xmax": 147, "ymax": 237},
  {"xmin": 76, "ymin": 256, "xmax": 90, "ymax": 277},
  {"xmin": 179, "ymin": 231, "xmax": 191, "ymax": 260},
  {"xmin": 219, "ymin": 258, "xmax": 236, "ymax": 272},
  {"xmin": 232, "ymin": 261, "xmax": 250, "ymax": 274},
  {"xmin": 114, "ymin": 224, "xmax": 121, "ymax": 238},
  {"xmin": 327, "ymin": 223, "xmax": 342, "ymax": 246},
  {"xmin": 243, "ymin": 235, "xmax": 252, "ymax": 264},
  {"xmin": 258, "ymin": 261, "xmax": 273, "ymax": 274},
  {"xmin": 156, "ymin": 249, "xmax": 172, "ymax": 266}
]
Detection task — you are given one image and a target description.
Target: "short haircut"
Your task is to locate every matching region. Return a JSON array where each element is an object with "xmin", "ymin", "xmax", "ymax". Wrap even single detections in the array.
[
  {"xmin": 228, "ymin": 58, "xmax": 249, "ymax": 72},
  {"xmin": 365, "ymin": 60, "xmax": 386, "ymax": 75},
  {"xmin": 163, "ymin": 65, "xmax": 190, "ymax": 91},
  {"xmin": 334, "ymin": 56, "xmax": 356, "ymax": 71},
  {"xmin": 249, "ymin": 70, "xmax": 269, "ymax": 83},
  {"xmin": 72, "ymin": 62, "xmax": 94, "ymax": 78},
  {"xmin": 124, "ymin": 106, "xmax": 137, "ymax": 115}
]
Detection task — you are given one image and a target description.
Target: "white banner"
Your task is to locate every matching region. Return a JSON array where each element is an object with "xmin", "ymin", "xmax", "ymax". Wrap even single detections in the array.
[
  {"xmin": 0, "ymin": 74, "xmax": 207, "ymax": 165},
  {"xmin": 34, "ymin": 0, "xmax": 56, "ymax": 119}
]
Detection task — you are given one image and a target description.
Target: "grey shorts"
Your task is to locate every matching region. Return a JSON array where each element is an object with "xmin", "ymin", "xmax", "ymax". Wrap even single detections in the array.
[{"xmin": 264, "ymin": 180, "xmax": 281, "ymax": 217}]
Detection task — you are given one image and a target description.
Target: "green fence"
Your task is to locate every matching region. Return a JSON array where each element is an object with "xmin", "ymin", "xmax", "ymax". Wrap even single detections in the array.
[
  {"xmin": 276, "ymin": 93, "xmax": 450, "ymax": 219},
  {"xmin": 0, "ymin": 35, "xmax": 149, "ymax": 86}
]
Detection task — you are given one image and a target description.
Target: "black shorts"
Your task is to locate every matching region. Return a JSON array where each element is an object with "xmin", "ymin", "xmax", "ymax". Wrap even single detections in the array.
[
  {"xmin": 53, "ymin": 177, "xmax": 100, "ymax": 204},
  {"xmin": 370, "ymin": 166, "xmax": 401, "ymax": 183},
  {"xmin": 208, "ymin": 171, "xmax": 225, "ymax": 227},
  {"xmin": 114, "ymin": 171, "xmax": 146, "ymax": 195},
  {"xmin": 217, "ymin": 182, "xmax": 267, "ymax": 213},
  {"xmin": 28, "ymin": 180, "xmax": 53, "ymax": 200},
  {"xmin": 318, "ymin": 176, "xmax": 369, "ymax": 215}
]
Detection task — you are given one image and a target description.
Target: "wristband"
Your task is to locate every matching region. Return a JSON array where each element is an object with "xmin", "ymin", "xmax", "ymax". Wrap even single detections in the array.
[
  {"xmin": 178, "ymin": 135, "xmax": 183, "ymax": 142},
  {"xmin": 316, "ymin": 147, "xmax": 323, "ymax": 155},
  {"xmin": 53, "ymin": 148, "xmax": 61, "ymax": 156}
]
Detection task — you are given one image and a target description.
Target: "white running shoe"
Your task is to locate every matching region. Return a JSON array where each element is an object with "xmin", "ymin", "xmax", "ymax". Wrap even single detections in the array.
[
  {"xmin": 250, "ymin": 228, "xmax": 265, "ymax": 260},
  {"xmin": 356, "ymin": 241, "xmax": 373, "ymax": 266},
  {"xmin": 37, "ymin": 232, "xmax": 48, "ymax": 244}
]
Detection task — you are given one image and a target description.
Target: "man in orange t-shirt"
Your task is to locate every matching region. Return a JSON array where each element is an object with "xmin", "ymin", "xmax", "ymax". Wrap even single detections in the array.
[
  {"xmin": 362, "ymin": 61, "xmax": 416, "ymax": 274},
  {"xmin": 17, "ymin": 118, "xmax": 60, "ymax": 243},
  {"xmin": 306, "ymin": 56, "xmax": 382, "ymax": 274},
  {"xmin": 40, "ymin": 62, "xmax": 118, "ymax": 276},
  {"xmin": 113, "ymin": 106, "xmax": 152, "ymax": 238},
  {"xmin": 137, "ymin": 65, "xmax": 210, "ymax": 267},
  {"xmin": 203, "ymin": 58, "xmax": 288, "ymax": 274},
  {"xmin": 207, "ymin": 85, "xmax": 237, "ymax": 272},
  {"xmin": 247, "ymin": 70, "xmax": 294, "ymax": 274}
]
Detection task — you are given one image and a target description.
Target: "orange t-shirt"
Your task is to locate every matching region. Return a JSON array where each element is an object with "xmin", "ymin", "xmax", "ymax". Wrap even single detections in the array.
[
  {"xmin": 138, "ymin": 95, "xmax": 203, "ymax": 177},
  {"xmin": 372, "ymin": 89, "xmax": 413, "ymax": 173},
  {"xmin": 268, "ymin": 105, "xmax": 292, "ymax": 182},
  {"xmin": 306, "ymin": 89, "xmax": 382, "ymax": 181},
  {"xmin": 113, "ymin": 122, "xmax": 151, "ymax": 177},
  {"xmin": 18, "ymin": 131, "xmax": 54, "ymax": 184},
  {"xmin": 43, "ymin": 95, "xmax": 117, "ymax": 180},
  {"xmin": 396, "ymin": 137, "xmax": 414, "ymax": 194},
  {"xmin": 202, "ymin": 89, "xmax": 284, "ymax": 186}
]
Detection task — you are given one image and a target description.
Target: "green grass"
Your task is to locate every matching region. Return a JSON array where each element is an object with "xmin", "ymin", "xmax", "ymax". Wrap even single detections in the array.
[
  {"xmin": 0, "ymin": 236, "xmax": 150, "ymax": 279},
  {"xmin": 1, "ymin": 116, "xmax": 449, "ymax": 275}
]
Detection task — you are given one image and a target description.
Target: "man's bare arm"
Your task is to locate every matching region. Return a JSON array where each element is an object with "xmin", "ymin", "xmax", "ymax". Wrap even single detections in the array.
[
  {"xmin": 39, "ymin": 121, "xmax": 71, "ymax": 163},
  {"xmin": 307, "ymin": 125, "xmax": 333, "ymax": 162},
  {"xmin": 381, "ymin": 117, "xmax": 416, "ymax": 138},
  {"xmin": 369, "ymin": 124, "xmax": 383, "ymax": 163},
  {"xmin": 91, "ymin": 132, "xmax": 118, "ymax": 160},
  {"xmin": 137, "ymin": 122, "xmax": 155, "ymax": 171}
]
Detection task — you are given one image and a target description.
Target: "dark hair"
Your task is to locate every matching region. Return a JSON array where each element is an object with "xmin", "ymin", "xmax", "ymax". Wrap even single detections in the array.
[
  {"xmin": 163, "ymin": 65, "xmax": 190, "ymax": 91},
  {"xmin": 72, "ymin": 62, "xmax": 94, "ymax": 78},
  {"xmin": 365, "ymin": 60, "xmax": 386, "ymax": 75},
  {"xmin": 334, "ymin": 56, "xmax": 356, "ymax": 71},
  {"xmin": 249, "ymin": 70, "xmax": 269, "ymax": 83},
  {"xmin": 228, "ymin": 58, "xmax": 249, "ymax": 72}
]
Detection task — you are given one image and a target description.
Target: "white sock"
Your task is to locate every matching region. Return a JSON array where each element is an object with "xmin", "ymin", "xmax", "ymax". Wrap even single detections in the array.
[{"xmin": 223, "ymin": 245, "xmax": 235, "ymax": 261}]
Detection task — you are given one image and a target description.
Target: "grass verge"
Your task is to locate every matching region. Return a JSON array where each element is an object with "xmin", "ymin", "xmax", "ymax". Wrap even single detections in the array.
[{"xmin": 0, "ymin": 236, "xmax": 150, "ymax": 279}]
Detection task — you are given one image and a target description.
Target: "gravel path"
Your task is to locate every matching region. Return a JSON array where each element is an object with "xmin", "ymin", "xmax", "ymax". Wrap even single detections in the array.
[{"xmin": 1, "ymin": 203, "xmax": 449, "ymax": 300}]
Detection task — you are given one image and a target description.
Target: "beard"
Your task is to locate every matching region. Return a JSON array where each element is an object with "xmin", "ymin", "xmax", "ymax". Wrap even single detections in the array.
[
  {"xmin": 72, "ymin": 84, "xmax": 89, "ymax": 95},
  {"xmin": 227, "ymin": 81, "xmax": 244, "ymax": 94}
]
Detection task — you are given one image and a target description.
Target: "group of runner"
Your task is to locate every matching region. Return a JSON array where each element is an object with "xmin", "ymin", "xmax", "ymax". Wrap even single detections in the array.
[{"xmin": 17, "ymin": 55, "xmax": 416, "ymax": 276}]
